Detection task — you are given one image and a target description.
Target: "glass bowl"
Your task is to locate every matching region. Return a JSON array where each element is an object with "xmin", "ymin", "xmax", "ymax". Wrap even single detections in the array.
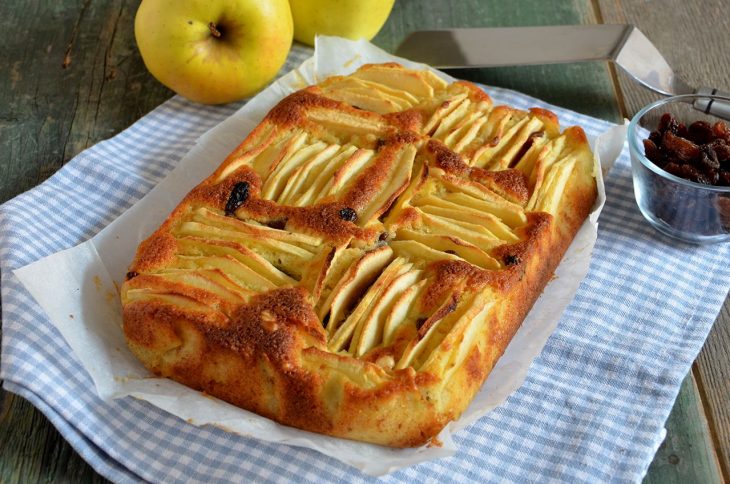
[{"xmin": 628, "ymin": 94, "xmax": 730, "ymax": 244}]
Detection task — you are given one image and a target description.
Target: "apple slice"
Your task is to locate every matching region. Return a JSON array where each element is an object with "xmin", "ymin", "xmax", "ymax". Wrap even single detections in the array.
[
  {"xmin": 317, "ymin": 246, "xmax": 393, "ymax": 334},
  {"xmin": 382, "ymin": 278, "xmax": 428, "ymax": 346},
  {"xmin": 177, "ymin": 222, "xmax": 314, "ymax": 260},
  {"xmin": 432, "ymin": 98, "xmax": 474, "ymax": 139},
  {"xmin": 396, "ymin": 229, "xmax": 500, "ymax": 270},
  {"xmin": 472, "ymin": 115, "xmax": 530, "ymax": 168},
  {"xmin": 190, "ymin": 208, "xmax": 322, "ymax": 247},
  {"xmin": 123, "ymin": 291, "xmax": 225, "ymax": 321},
  {"xmin": 349, "ymin": 268, "xmax": 423, "ymax": 357},
  {"xmin": 388, "ymin": 239, "xmax": 462, "ymax": 267},
  {"xmin": 527, "ymin": 155, "xmax": 577, "ymax": 215},
  {"xmin": 277, "ymin": 143, "xmax": 341, "ymax": 204},
  {"xmin": 143, "ymin": 271, "xmax": 244, "ymax": 310},
  {"xmin": 419, "ymin": 292, "xmax": 494, "ymax": 377},
  {"xmin": 157, "ymin": 267, "xmax": 254, "ymax": 301},
  {"xmin": 328, "ymin": 257, "xmax": 410, "ymax": 351},
  {"xmin": 446, "ymin": 113, "xmax": 488, "ymax": 153},
  {"xmin": 440, "ymin": 192, "xmax": 527, "ymax": 227},
  {"xmin": 350, "ymin": 64, "xmax": 447, "ymax": 98},
  {"xmin": 313, "ymin": 245, "xmax": 360, "ymax": 311},
  {"xmin": 306, "ymin": 108, "xmax": 389, "ymax": 140},
  {"xmin": 356, "ymin": 144, "xmax": 416, "ymax": 224},
  {"xmin": 172, "ymin": 255, "xmax": 277, "ymax": 292},
  {"xmin": 482, "ymin": 116, "xmax": 544, "ymax": 171},
  {"xmin": 423, "ymin": 92, "xmax": 469, "ymax": 135},
  {"xmin": 395, "ymin": 292, "xmax": 470, "ymax": 370},
  {"xmin": 414, "ymin": 196, "xmax": 518, "ymax": 242},
  {"xmin": 262, "ymin": 140, "xmax": 328, "ymax": 200},
  {"xmin": 176, "ymin": 237, "xmax": 295, "ymax": 287},
  {"xmin": 292, "ymin": 145, "xmax": 359, "ymax": 206},
  {"xmin": 298, "ymin": 246, "xmax": 338, "ymax": 303},
  {"xmin": 323, "ymin": 148, "xmax": 376, "ymax": 198},
  {"xmin": 250, "ymin": 130, "xmax": 308, "ymax": 180}
]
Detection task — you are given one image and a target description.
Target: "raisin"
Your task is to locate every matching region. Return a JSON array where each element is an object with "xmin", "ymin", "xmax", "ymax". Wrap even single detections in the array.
[
  {"xmin": 643, "ymin": 139, "xmax": 663, "ymax": 164},
  {"xmin": 649, "ymin": 130, "xmax": 663, "ymax": 145},
  {"xmin": 225, "ymin": 181, "xmax": 250, "ymax": 216},
  {"xmin": 503, "ymin": 254, "xmax": 521, "ymax": 266},
  {"xmin": 706, "ymin": 169, "xmax": 720, "ymax": 185},
  {"xmin": 719, "ymin": 171, "xmax": 730, "ymax": 186},
  {"xmin": 415, "ymin": 317, "xmax": 427, "ymax": 330},
  {"xmin": 338, "ymin": 207, "xmax": 357, "ymax": 222},
  {"xmin": 662, "ymin": 131, "xmax": 700, "ymax": 162},
  {"xmin": 126, "ymin": 271, "xmax": 139, "ymax": 280},
  {"xmin": 378, "ymin": 231, "xmax": 389, "ymax": 242},
  {"xmin": 710, "ymin": 139, "xmax": 730, "ymax": 162},
  {"xmin": 688, "ymin": 121, "xmax": 714, "ymax": 144},
  {"xmin": 699, "ymin": 145, "xmax": 720, "ymax": 171},
  {"xmin": 658, "ymin": 113, "xmax": 679, "ymax": 134},
  {"xmin": 676, "ymin": 123, "xmax": 689, "ymax": 139},
  {"xmin": 675, "ymin": 164, "xmax": 703, "ymax": 183},
  {"xmin": 713, "ymin": 121, "xmax": 730, "ymax": 141},
  {"xmin": 663, "ymin": 162, "xmax": 683, "ymax": 178}
]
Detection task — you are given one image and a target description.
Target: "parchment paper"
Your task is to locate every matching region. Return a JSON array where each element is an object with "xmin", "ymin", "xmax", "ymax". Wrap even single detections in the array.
[{"xmin": 14, "ymin": 37, "xmax": 627, "ymax": 476}]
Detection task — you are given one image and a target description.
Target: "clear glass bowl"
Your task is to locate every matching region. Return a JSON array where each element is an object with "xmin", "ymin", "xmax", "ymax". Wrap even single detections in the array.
[{"xmin": 628, "ymin": 94, "xmax": 730, "ymax": 244}]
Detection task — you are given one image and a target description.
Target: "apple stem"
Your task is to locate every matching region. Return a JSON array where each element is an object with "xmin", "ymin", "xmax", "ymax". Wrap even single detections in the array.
[{"xmin": 208, "ymin": 22, "xmax": 222, "ymax": 38}]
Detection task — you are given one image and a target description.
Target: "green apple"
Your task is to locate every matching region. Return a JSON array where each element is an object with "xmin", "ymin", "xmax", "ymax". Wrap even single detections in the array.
[
  {"xmin": 135, "ymin": 0, "xmax": 293, "ymax": 104},
  {"xmin": 289, "ymin": 0, "xmax": 395, "ymax": 46}
]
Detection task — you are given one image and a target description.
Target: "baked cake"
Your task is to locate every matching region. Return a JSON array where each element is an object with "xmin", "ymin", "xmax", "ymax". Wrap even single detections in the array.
[{"xmin": 121, "ymin": 63, "xmax": 596, "ymax": 447}]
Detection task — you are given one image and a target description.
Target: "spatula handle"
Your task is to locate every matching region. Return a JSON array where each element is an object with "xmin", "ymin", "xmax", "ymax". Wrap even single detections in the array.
[{"xmin": 693, "ymin": 87, "xmax": 730, "ymax": 121}]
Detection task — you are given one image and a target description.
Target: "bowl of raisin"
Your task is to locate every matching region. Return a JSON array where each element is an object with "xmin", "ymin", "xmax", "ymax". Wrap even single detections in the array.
[{"xmin": 629, "ymin": 94, "xmax": 730, "ymax": 243}]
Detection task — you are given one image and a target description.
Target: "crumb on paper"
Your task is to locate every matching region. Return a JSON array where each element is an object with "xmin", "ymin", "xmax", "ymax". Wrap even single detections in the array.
[
  {"xmin": 104, "ymin": 290, "xmax": 116, "ymax": 304},
  {"xmin": 186, "ymin": 418, "xmax": 195, "ymax": 424},
  {"xmin": 92, "ymin": 275, "xmax": 102, "ymax": 290},
  {"xmin": 69, "ymin": 314, "xmax": 74, "ymax": 319},
  {"xmin": 289, "ymin": 70, "xmax": 310, "ymax": 90},
  {"xmin": 426, "ymin": 436, "xmax": 443, "ymax": 448},
  {"xmin": 343, "ymin": 54, "xmax": 361, "ymax": 69}
]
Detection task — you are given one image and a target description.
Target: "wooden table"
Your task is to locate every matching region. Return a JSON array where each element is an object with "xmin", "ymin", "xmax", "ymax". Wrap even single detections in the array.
[{"xmin": 0, "ymin": 1, "xmax": 727, "ymax": 482}]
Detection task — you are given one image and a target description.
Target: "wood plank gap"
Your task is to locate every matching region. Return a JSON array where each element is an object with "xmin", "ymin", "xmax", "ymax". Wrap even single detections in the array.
[
  {"xmin": 693, "ymin": 362, "xmax": 729, "ymax": 482},
  {"xmin": 590, "ymin": 0, "xmax": 629, "ymax": 121}
]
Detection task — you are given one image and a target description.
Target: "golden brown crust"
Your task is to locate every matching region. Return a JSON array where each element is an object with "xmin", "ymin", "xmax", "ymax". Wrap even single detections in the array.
[{"xmin": 122, "ymin": 63, "xmax": 597, "ymax": 448}]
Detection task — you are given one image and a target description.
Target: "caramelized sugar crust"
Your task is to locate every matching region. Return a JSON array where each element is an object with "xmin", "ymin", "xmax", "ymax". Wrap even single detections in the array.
[{"xmin": 121, "ymin": 63, "xmax": 597, "ymax": 447}]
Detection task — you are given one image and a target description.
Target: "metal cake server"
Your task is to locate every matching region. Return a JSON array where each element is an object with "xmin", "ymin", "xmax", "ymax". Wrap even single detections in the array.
[{"xmin": 395, "ymin": 25, "xmax": 730, "ymax": 119}]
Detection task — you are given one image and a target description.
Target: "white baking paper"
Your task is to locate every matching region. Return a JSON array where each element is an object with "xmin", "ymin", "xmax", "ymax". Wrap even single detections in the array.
[{"xmin": 14, "ymin": 37, "xmax": 627, "ymax": 476}]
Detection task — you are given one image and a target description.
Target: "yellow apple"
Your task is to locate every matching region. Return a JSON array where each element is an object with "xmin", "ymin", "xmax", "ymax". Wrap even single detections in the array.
[
  {"xmin": 289, "ymin": 0, "xmax": 395, "ymax": 46},
  {"xmin": 134, "ymin": 0, "xmax": 293, "ymax": 104}
]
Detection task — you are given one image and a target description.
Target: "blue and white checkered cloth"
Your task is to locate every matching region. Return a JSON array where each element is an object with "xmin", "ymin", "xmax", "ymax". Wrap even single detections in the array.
[{"xmin": 2, "ymin": 44, "xmax": 729, "ymax": 482}]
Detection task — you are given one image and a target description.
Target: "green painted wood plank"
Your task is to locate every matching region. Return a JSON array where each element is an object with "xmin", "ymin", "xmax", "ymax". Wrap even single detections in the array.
[{"xmin": 644, "ymin": 372, "xmax": 723, "ymax": 484}]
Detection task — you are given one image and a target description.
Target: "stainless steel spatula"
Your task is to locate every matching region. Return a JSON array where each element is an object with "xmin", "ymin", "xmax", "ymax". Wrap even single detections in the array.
[{"xmin": 395, "ymin": 25, "xmax": 730, "ymax": 119}]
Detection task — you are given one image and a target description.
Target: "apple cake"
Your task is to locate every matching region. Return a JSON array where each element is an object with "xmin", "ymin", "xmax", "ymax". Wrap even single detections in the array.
[{"xmin": 121, "ymin": 63, "xmax": 596, "ymax": 447}]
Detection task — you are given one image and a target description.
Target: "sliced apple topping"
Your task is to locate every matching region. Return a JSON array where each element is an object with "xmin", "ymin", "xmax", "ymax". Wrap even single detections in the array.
[
  {"xmin": 318, "ymin": 76, "xmax": 420, "ymax": 113},
  {"xmin": 419, "ymin": 291, "xmax": 495, "ymax": 378},
  {"xmin": 317, "ymin": 245, "xmax": 394, "ymax": 336},
  {"xmin": 317, "ymin": 64, "xmax": 448, "ymax": 115},
  {"xmin": 328, "ymin": 256, "xmax": 411, "ymax": 352},
  {"xmin": 356, "ymin": 144, "xmax": 417, "ymax": 224},
  {"xmin": 125, "ymin": 63, "xmax": 598, "ymax": 385},
  {"xmin": 395, "ymin": 291, "xmax": 473, "ymax": 370}
]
